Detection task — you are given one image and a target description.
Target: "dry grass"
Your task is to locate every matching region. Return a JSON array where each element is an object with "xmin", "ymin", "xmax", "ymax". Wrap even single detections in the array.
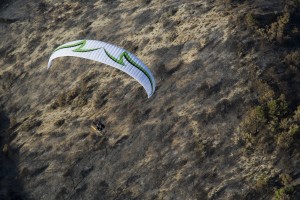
[{"xmin": 0, "ymin": 0, "xmax": 300, "ymax": 199}]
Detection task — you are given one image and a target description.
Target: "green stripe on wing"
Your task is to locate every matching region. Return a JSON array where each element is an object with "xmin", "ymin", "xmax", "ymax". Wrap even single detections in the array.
[
  {"xmin": 104, "ymin": 49, "xmax": 154, "ymax": 95},
  {"xmin": 54, "ymin": 40, "xmax": 100, "ymax": 52}
]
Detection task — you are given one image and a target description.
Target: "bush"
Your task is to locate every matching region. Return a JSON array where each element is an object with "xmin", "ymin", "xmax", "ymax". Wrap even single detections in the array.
[
  {"xmin": 239, "ymin": 92, "xmax": 300, "ymax": 151},
  {"xmin": 0, "ymin": 71, "xmax": 17, "ymax": 90},
  {"xmin": 240, "ymin": 106, "xmax": 267, "ymax": 135},
  {"xmin": 293, "ymin": 106, "xmax": 300, "ymax": 121},
  {"xmin": 249, "ymin": 10, "xmax": 298, "ymax": 44},
  {"xmin": 267, "ymin": 12, "xmax": 290, "ymax": 43},
  {"xmin": 245, "ymin": 13, "xmax": 258, "ymax": 28},
  {"xmin": 279, "ymin": 173, "xmax": 292, "ymax": 186},
  {"xmin": 255, "ymin": 175, "xmax": 269, "ymax": 189},
  {"xmin": 54, "ymin": 119, "xmax": 65, "ymax": 127},
  {"xmin": 254, "ymin": 80, "xmax": 276, "ymax": 104},
  {"xmin": 274, "ymin": 186, "xmax": 294, "ymax": 200},
  {"xmin": 277, "ymin": 123, "xmax": 299, "ymax": 148},
  {"xmin": 284, "ymin": 51, "xmax": 300, "ymax": 68},
  {"xmin": 267, "ymin": 95, "xmax": 288, "ymax": 131}
]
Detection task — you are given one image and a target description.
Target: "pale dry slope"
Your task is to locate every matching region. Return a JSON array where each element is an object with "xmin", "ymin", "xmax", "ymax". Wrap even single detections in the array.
[{"xmin": 0, "ymin": 0, "xmax": 278, "ymax": 199}]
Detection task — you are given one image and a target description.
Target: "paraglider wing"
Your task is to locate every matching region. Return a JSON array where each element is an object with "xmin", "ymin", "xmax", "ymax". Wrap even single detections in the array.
[{"xmin": 48, "ymin": 40, "xmax": 156, "ymax": 98}]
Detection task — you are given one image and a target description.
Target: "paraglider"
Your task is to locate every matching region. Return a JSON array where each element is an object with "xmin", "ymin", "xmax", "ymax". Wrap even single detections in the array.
[{"xmin": 48, "ymin": 40, "xmax": 156, "ymax": 98}]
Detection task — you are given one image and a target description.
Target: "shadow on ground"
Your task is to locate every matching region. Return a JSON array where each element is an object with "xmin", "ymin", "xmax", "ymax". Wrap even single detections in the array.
[{"xmin": 0, "ymin": 109, "xmax": 27, "ymax": 200}]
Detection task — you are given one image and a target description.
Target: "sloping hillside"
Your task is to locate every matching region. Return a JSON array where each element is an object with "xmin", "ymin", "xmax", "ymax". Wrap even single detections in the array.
[{"xmin": 0, "ymin": 0, "xmax": 299, "ymax": 199}]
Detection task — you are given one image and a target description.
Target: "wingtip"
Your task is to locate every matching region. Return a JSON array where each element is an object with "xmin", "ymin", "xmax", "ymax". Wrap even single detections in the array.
[{"xmin": 47, "ymin": 61, "xmax": 52, "ymax": 69}]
